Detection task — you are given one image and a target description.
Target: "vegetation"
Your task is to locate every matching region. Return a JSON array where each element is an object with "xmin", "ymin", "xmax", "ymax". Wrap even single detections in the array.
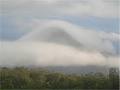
[{"xmin": 0, "ymin": 67, "xmax": 119, "ymax": 89}]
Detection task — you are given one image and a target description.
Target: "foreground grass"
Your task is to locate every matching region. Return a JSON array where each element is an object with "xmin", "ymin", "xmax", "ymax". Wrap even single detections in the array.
[{"xmin": 0, "ymin": 67, "xmax": 119, "ymax": 89}]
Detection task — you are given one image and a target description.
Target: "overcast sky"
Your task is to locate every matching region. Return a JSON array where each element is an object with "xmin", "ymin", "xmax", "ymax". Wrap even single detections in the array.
[{"xmin": 0, "ymin": 0, "xmax": 119, "ymax": 67}]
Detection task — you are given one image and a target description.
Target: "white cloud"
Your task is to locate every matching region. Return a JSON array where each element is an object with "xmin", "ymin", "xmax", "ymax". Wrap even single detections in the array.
[
  {"xmin": 1, "ymin": 0, "xmax": 118, "ymax": 18},
  {"xmin": 0, "ymin": 0, "xmax": 119, "ymax": 68},
  {"xmin": 0, "ymin": 42, "xmax": 118, "ymax": 67},
  {"xmin": 56, "ymin": 0, "xmax": 118, "ymax": 18},
  {"xmin": 19, "ymin": 20, "xmax": 120, "ymax": 54}
]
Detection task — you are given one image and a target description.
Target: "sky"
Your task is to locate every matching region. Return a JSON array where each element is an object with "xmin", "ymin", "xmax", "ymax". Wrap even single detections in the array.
[{"xmin": 0, "ymin": 0, "xmax": 119, "ymax": 67}]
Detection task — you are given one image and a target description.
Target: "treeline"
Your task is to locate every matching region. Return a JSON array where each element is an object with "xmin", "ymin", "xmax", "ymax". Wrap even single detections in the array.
[{"xmin": 0, "ymin": 67, "xmax": 119, "ymax": 89}]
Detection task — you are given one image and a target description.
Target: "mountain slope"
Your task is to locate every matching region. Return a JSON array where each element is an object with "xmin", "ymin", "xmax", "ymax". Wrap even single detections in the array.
[
  {"xmin": 19, "ymin": 20, "xmax": 118, "ymax": 54},
  {"xmin": 20, "ymin": 27, "xmax": 82, "ymax": 48}
]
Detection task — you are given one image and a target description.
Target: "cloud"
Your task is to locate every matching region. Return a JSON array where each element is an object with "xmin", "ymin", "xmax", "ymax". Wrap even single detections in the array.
[
  {"xmin": 58, "ymin": 0, "xmax": 119, "ymax": 18},
  {"xmin": 1, "ymin": 0, "xmax": 118, "ymax": 18},
  {"xmin": 0, "ymin": 42, "xmax": 119, "ymax": 67},
  {"xmin": 0, "ymin": 0, "xmax": 119, "ymax": 68},
  {"xmin": 19, "ymin": 20, "xmax": 120, "ymax": 54},
  {"xmin": 0, "ymin": 19, "xmax": 119, "ymax": 67}
]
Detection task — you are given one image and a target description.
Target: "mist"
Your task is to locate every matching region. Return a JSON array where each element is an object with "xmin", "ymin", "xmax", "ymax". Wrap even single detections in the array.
[{"xmin": 0, "ymin": 42, "xmax": 119, "ymax": 67}]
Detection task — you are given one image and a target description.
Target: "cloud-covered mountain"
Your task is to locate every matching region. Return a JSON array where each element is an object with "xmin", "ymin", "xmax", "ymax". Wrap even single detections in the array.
[
  {"xmin": 0, "ymin": 42, "xmax": 118, "ymax": 67},
  {"xmin": 19, "ymin": 20, "xmax": 119, "ymax": 54},
  {"xmin": 0, "ymin": 20, "xmax": 119, "ymax": 68},
  {"xmin": 0, "ymin": 0, "xmax": 119, "ymax": 74},
  {"xmin": 20, "ymin": 27, "xmax": 82, "ymax": 48}
]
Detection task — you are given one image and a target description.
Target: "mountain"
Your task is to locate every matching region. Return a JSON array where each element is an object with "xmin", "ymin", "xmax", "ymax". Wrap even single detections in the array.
[
  {"xmin": 19, "ymin": 27, "xmax": 82, "ymax": 48},
  {"xmin": 39, "ymin": 65, "xmax": 110, "ymax": 75},
  {"xmin": 0, "ymin": 20, "xmax": 117, "ymax": 68},
  {"xmin": 19, "ymin": 20, "xmax": 118, "ymax": 55}
]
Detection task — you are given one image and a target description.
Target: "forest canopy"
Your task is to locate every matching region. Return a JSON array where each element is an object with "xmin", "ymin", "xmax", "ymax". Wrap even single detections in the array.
[{"xmin": 0, "ymin": 67, "xmax": 119, "ymax": 89}]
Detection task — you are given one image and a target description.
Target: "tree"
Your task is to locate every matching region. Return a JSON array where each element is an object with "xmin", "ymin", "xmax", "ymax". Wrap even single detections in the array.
[{"xmin": 109, "ymin": 68, "xmax": 119, "ymax": 89}]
